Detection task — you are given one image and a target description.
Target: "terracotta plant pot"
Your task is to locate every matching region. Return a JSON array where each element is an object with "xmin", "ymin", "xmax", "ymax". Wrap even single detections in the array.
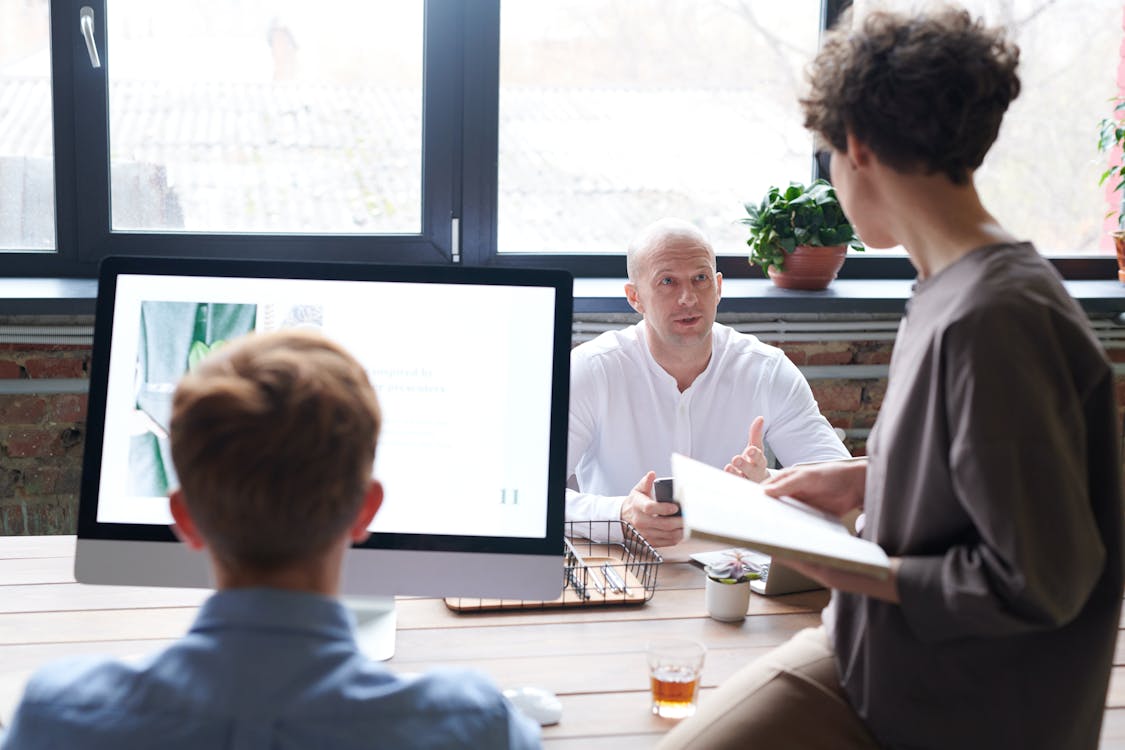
[
  {"xmin": 766, "ymin": 244, "xmax": 847, "ymax": 291},
  {"xmin": 1114, "ymin": 232, "xmax": 1125, "ymax": 284}
]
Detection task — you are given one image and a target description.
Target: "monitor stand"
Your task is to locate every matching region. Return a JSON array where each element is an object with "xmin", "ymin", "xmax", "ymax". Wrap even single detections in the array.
[{"xmin": 342, "ymin": 595, "xmax": 397, "ymax": 661}]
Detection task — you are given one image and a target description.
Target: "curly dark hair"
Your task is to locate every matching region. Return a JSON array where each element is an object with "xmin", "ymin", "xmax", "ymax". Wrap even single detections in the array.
[{"xmin": 801, "ymin": 7, "xmax": 1020, "ymax": 185}]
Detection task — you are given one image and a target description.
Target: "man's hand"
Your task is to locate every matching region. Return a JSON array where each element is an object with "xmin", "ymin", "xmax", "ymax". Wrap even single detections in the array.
[
  {"xmin": 724, "ymin": 416, "xmax": 768, "ymax": 482},
  {"xmin": 776, "ymin": 555, "xmax": 901, "ymax": 604},
  {"xmin": 760, "ymin": 458, "xmax": 867, "ymax": 518},
  {"xmin": 620, "ymin": 471, "xmax": 684, "ymax": 547}
]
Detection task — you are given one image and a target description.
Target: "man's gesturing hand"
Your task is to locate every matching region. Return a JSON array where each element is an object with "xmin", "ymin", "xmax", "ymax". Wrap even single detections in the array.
[
  {"xmin": 724, "ymin": 416, "xmax": 768, "ymax": 482},
  {"xmin": 620, "ymin": 471, "xmax": 684, "ymax": 547}
]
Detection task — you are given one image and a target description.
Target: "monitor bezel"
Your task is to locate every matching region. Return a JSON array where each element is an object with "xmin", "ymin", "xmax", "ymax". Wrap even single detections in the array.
[{"xmin": 76, "ymin": 255, "xmax": 572, "ymax": 561}]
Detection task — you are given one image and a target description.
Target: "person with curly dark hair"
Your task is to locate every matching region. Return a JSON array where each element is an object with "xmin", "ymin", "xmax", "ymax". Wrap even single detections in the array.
[
  {"xmin": 659, "ymin": 7, "xmax": 1122, "ymax": 749},
  {"xmin": 802, "ymin": 8, "xmax": 1020, "ymax": 186}
]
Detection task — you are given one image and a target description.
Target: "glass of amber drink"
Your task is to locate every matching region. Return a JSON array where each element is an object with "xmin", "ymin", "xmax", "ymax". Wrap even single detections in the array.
[{"xmin": 646, "ymin": 638, "xmax": 705, "ymax": 719}]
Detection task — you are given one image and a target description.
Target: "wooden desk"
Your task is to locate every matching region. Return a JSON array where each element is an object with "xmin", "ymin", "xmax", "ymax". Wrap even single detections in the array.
[{"xmin": 1, "ymin": 535, "xmax": 1123, "ymax": 748}]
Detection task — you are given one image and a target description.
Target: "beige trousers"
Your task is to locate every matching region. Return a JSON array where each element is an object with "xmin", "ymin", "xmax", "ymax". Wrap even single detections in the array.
[{"xmin": 656, "ymin": 626, "xmax": 882, "ymax": 750}]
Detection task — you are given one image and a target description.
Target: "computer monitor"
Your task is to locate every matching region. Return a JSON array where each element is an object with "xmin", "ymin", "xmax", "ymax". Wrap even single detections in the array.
[{"xmin": 75, "ymin": 255, "xmax": 572, "ymax": 658}]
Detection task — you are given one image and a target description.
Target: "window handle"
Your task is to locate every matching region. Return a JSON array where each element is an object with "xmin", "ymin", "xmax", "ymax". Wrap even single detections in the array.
[{"xmin": 80, "ymin": 7, "xmax": 102, "ymax": 69}]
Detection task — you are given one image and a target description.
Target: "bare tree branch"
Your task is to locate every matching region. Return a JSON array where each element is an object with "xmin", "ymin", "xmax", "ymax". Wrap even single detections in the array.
[{"xmin": 715, "ymin": 0, "xmax": 807, "ymax": 93}]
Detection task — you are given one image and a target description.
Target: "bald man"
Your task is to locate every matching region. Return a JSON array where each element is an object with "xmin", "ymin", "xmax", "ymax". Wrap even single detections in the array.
[{"xmin": 566, "ymin": 218, "xmax": 849, "ymax": 546}]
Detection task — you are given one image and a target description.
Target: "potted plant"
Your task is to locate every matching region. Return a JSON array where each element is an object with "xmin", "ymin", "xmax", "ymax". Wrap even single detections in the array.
[
  {"xmin": 739, "ymin": 179, "xmax": 864, "ymax": 290},
  {"xmin": 1096, "ymin": 97, "xmax": 1125, "ymax": 283},
  {"xmin": 703, "ymin": 550, "xmax": 762, "ymax": 622}
]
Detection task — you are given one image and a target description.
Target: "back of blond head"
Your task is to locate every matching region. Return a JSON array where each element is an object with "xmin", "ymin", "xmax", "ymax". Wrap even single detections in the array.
[{"xmin": 169, "ymin": 328, "xmax": 380, "ymax": 572}]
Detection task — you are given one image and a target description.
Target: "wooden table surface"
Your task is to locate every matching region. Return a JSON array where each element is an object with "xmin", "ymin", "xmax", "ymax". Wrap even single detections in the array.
[{"xmin": 1, "ymin": 534, "xmax": 1123, "ymax": 748}]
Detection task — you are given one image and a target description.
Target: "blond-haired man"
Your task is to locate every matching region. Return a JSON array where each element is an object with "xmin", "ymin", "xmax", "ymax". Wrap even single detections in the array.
[{"xmin": 2, "ymin": 329, "xmax": 540, "ymax": 750}]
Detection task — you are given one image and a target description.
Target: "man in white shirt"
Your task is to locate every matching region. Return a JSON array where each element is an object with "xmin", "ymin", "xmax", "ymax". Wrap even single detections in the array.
[{"xmin": 567, "ymin": 218, "xmax": 850, "ymax": 546}]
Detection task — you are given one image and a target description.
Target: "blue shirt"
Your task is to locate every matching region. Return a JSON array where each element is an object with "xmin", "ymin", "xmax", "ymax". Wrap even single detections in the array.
[{"xmin": 1, "ymin": 588, "xmax": 541, "ymax": 749}]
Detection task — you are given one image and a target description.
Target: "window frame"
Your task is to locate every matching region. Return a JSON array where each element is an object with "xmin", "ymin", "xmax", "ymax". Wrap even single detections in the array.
[
  {"xmin": 466, "ymin": 0, "xmax": 1116, "ymax": 281},
  {"xmin": 1, "ymin": 0, "xmax": 1117, "ymax": 282},
  {"xmin": 6, "ymin": 0, "xmax": 462, "ymax": 276}
]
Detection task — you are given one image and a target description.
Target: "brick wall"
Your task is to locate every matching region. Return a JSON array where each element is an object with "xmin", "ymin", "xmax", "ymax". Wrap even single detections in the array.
[
  {"xmin": 0, "ymin": 319, "xmax": 1121, "ymax": 536},
  {"xmin": 779, "ymin": 339, "xmax": 892, "ymax": 456},
  {"xmin": 0, "ymin": 342, "xmax": 89, "ymax": 534}
]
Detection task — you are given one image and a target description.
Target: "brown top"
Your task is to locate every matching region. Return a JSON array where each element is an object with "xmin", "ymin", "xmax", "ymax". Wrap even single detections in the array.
[{"xmin": 830, "ymin": 243, "xmax": 1124, "ymax": 749}]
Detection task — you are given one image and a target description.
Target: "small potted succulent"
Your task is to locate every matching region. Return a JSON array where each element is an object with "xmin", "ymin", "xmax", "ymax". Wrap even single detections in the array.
[
  {"xmin": 739, "ymin": 179, "xmax": 864, "ymax": 290},
  {"xmin": 703, "ymin": 550, "xmax": 762, "ymax": 622}
]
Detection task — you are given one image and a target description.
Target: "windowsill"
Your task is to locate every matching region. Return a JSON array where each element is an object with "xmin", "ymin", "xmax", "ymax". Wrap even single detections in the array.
[
  {"xmin": 1, "ymin": 277, "xmax": 1124, "ymax": 316},
  {"xmin": 0, "ymin": 278, "xmax": 99, "ymax": 315},
  {"xmin": 574, "ymin": 278, "xmax": 1125, "ymax": 315}
]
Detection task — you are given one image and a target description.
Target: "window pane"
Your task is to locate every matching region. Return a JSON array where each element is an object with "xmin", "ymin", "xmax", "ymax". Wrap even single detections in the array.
[
  {"xmin": 962, "ymin": 0, "xmax": 1121, "ymax": 255},
  {"xmin": 497, "ymin": 0, "xmax": 821, "ymax": 255},
  {"xmin": 850, "ymin": 0, "xmax": 1122, "ymax": 257},
  {"xmin": 107, "ymin": 0, "xmax": 422, "ymax": 235},
  {"xmin": 0, "ymin": 0, "xmax": 55, "ymax": 251}
]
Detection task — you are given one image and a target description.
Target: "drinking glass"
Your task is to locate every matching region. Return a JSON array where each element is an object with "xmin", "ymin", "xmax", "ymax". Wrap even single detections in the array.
[{"xmin": 646, "ymin": 638, "xmax": 705, "ymax": 719}]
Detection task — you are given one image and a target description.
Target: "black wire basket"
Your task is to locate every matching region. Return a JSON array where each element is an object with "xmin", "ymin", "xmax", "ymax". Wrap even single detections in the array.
[{"xmin": 444, "ymin": 520, "xmax": 663, "ymax": 613}]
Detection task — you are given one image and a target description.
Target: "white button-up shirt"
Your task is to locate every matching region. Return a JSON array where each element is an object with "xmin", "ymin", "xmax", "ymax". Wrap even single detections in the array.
[{"xmin": 567, "ymin": 321, "xmax": 849, "ymax": 522}]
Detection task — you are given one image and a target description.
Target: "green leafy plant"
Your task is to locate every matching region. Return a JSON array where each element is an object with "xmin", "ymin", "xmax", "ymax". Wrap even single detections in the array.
[
  {"xmin": 1097, "ymin": 97, "xmax": 1125, "ymax": 233},
  {"xmin": 704, "ymin": 550, "xmax": 763, "ymax": 584},
  {"xmin": 738, "ymin": 179, "xmax": 864, "ymax": 273}
]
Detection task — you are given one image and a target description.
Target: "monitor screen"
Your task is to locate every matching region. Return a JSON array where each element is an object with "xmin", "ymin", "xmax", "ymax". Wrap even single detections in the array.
[{"xmin": 76, "ymin": 256, "xmax": 571, "ymax": 615}]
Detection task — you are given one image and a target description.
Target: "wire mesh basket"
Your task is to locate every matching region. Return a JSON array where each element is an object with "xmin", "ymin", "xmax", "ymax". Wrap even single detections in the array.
[{"xmin": 444, "ymin": 520, "xmax": 663, "ymax": 613}]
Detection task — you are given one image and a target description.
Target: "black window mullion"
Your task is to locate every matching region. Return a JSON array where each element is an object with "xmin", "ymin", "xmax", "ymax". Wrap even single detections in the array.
[
  {"xmin": 420, "ymin": 0, "xmax": 461, "ymax": 264},
  {"xmin": 47, "ymin": 0, "xmax": 83, "ymax": 268},
  {"xmin": 87, "ymin": 232, "xmax": 451, "ymax": 263},
  {"xmin": 458, "ymin": 0, "xmax": 499, "ymax": 267},
  {"xmin": 71, "ymin": 0, "xmax": 111, "ymax": 268}
]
